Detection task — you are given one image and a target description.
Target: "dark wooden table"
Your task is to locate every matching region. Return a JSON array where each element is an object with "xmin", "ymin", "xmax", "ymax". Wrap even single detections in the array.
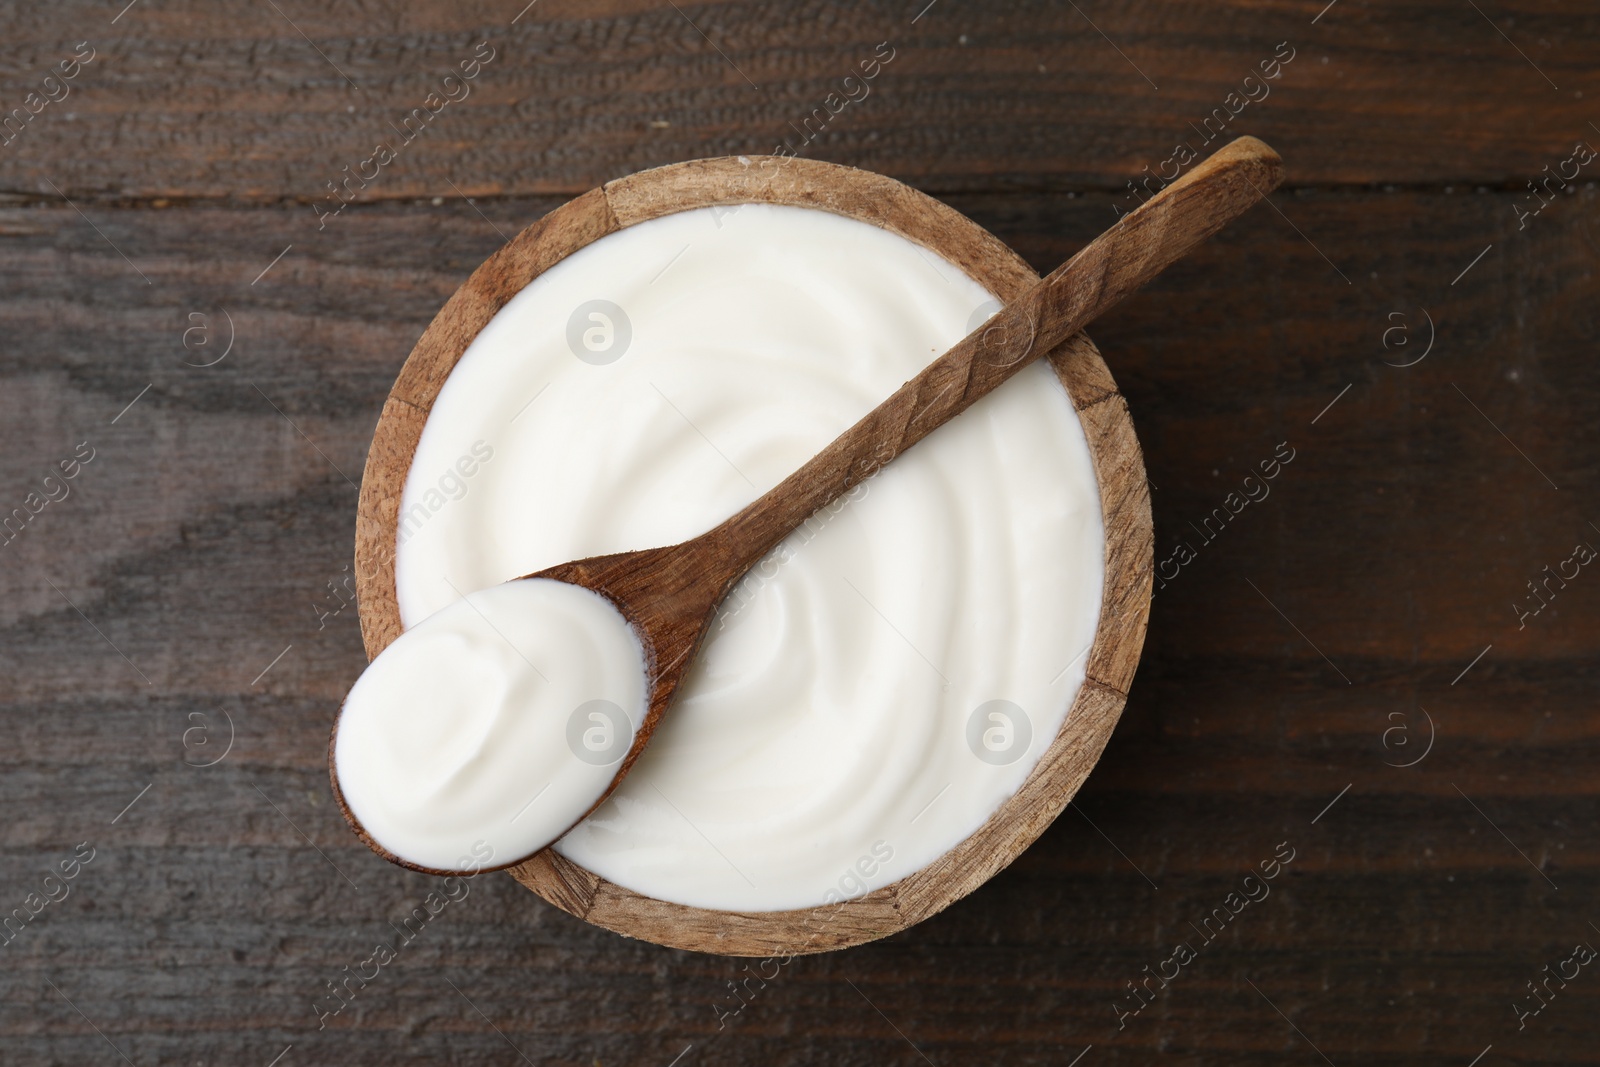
[{"xmin": 2, "ymin": 2, "xmax": 1596, "ymax": 1064}]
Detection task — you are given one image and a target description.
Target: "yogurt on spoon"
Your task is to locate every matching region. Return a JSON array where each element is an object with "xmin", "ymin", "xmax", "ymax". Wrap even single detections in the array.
[{"xmin": 332, "ymin": 578, "xmax": 647, "ymax": 872}]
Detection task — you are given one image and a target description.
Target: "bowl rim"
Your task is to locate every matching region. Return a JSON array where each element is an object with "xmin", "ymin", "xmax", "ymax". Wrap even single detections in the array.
[{"xmin": 352, "ymin": 154, "xmax": 1153, "ymax": 956}]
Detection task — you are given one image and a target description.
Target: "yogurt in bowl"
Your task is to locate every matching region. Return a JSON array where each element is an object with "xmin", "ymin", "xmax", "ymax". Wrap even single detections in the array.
[{"xmin": 352, "ymin": 155, "xmax": 1152, "ymax": 953}]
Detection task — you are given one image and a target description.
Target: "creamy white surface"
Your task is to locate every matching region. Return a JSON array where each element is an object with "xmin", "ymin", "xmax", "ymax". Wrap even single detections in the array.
[
  {"xmin": 395, "ymin": 202, "xmax": 1103, "ymax": 911},
  {"xmin": 335, "ymin": 578, "xmax": 647, "ymax": 871}
]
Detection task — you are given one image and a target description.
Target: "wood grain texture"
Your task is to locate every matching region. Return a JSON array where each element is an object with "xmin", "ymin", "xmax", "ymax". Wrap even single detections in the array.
[
  {"xmin": 353, "ymin": 151, "xmax": 1156, "ymax": 949},
  {"xmin": 2, "ymin": 1, "xmax": 1599, "ymax": 1062},
  {"xmin": 0, "ymin": 1, "xmax": 1595, "ymax": 201}
]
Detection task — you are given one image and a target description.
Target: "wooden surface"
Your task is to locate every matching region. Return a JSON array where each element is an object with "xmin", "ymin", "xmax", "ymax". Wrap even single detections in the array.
[{"xmin": 1, "ymin": 0, "xmax": 1596, "ymax": 1063}]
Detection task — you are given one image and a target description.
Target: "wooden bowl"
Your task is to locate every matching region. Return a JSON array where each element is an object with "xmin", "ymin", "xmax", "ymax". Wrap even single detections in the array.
[{"xmin": 354, "ymin": 156, "xmax": 1153, "ymax": 956}]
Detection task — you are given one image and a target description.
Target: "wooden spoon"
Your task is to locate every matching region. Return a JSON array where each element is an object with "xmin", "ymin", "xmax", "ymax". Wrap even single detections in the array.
[{"xmin": 335, "ymin": 135, "xmax": 1283, "ymax": 873}]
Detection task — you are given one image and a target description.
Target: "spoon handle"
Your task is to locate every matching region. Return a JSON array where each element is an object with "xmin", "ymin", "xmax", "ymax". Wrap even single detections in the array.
[{"xmin": 705, "ymin": 135, "xmax": 1283, "ymax": 580}]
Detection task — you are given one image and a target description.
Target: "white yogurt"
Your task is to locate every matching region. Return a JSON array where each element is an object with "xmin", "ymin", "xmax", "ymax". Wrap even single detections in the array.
[
  {"xmin": 334, "ymin": 578, "xmax": 647, "ymax": 871},
  {"xmin": 395, "ymin": 202, "xmax": 1104, "ymax": 911}
]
